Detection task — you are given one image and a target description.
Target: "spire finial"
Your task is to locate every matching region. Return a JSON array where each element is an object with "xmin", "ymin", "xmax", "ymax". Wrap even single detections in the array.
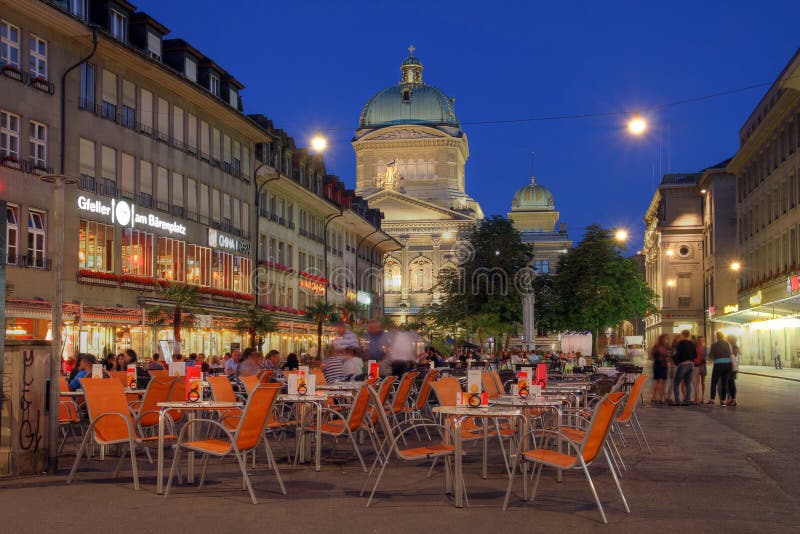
[
  {"xmin": 530, "ymin": 151, "xmax": 536, "ymax": 184},
  {"xmin": 408, "ymin": 44, "xmax": 416, "ymax": 56}
]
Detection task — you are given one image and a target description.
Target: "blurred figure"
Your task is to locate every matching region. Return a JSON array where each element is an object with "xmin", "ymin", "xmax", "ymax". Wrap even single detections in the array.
[
  {"xmin": 322, "ymin": 350, "xmax": 346, "ymax": 383},
  {"xmin": 224, "ymin": 350, "xmax": 240, "ymax": 376},
  {"xmin": 104, "ymin": 354, "xmax": 116, "ymax": 371},
  {"xmin": 342, "ymin": 347, "xmax": 364, "ymax": 378},
  {"xmin": 284, "ymin": 352, "xmax": 300, "ymax": 371},
  {"xmin": 389, "ymin": 328, "xmax": 418, "ymax": 377},
  {"xmin": 772, "ymin": 341, "xmax": 782, "ymax": 370},
  {"xmin": 237, "ymin": 347, "xmax": 260, "ymax": 377},
  {"xmin": 363, "ymin": 319, "xmax": 389, "ymax": 362},
  {"xmin": 69, "ymin": 353, "xmax": 97, "ymax": 390},
  {"xmin": 726, "ymin": 335, "xmax": 740, "ymax": 407},
  {"xmin": 671, "ymin": 330, "xmax": 695, "ymax": 406},
  {"xmin": 148, "ymin": 353, "xmax": 164, "ymax": 370},
  {"xmin": 332, "ymin": 321, "xmax": 360, "ymax": 355},
  {"xmin": 115, "ymin": 353, "xmax": 125, "ymax": 371},
  {"xmin": 693, "ymin": 336, "xmax": 707, "ymax": 403},
  {"xmin": 650, "ymin": 334, "xmax": 669, "ymax": 404}
]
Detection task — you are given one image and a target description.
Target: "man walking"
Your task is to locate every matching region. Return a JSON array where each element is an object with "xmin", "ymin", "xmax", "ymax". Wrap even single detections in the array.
[
  {"xmin": 672, "ymin": 329, "xmax": 695, "ymax": 406},
  {"xmin": 773, "ymin": 341, "xmax": 783, "ymax": 369}
]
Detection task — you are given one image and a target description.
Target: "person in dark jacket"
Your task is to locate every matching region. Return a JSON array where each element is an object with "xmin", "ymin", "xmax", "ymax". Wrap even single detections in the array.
[
  {"xmin": 671, "ymin": 330, "xmax": 695, "ymax": 405},
  {"xmin": 708, "ymin": 331, "xmax": 733, "ymax": 406}
]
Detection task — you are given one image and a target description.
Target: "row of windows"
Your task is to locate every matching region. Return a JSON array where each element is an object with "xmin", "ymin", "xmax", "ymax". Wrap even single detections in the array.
[
  {"xmin": 0, "ymin": 19, "xmax": 48, "ymax": 80},
  {"xmin": 384, "ymin": 258, "xmax": 436, "ymax": 293},
  {"xmin": 79, "ymin": 220, "xmax": 252, "ymax": 292},
  {"xmin": 738, "ymin": 109, "xmax": 800, "ymax": 203},
  {"xmin": 739, "ymin": 167, "xmax": 800, "ymax": 242},
  {"xmin": 741, "ymin": 226, "xmax": 800, "ymax": 288},
  {"xmin": 78, "ymin": 137, "xmax": 250, "ymax": 236},
  {"xmin": 0, "ymin": 109, "xmax": 48, "ymax": 167},
  {"xmin": 79, "ymin": 63, "xmax": 251, "ymax": 179},
  {"xmin": 374, "ymin": 158, "xmax": 437, "ymax": 181},
  {"xmin": 6, "ymin": 204, "xmax": 46, "ymax": 268}
]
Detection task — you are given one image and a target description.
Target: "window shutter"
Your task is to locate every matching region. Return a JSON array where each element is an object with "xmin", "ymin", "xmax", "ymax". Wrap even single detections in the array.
[
  {"xmin": 122, "ymin": 79, "xmax": 136, "ymax": 109},
  {"xmin": 79, "ymin": 138, "xmax": 95, "ymax": 177},
  {"xmin": 102, "ymin": 69, "xmax": 117, "ymax": 105}
]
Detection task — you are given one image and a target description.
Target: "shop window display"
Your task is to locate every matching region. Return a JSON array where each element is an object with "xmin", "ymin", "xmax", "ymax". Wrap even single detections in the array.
[
  {"xmin": 156, "ymin": 236, "xmax": 185, "ymax": 282},
  {"xmin": 122, "ymin": 228, "xmax": 154, "ymax": 277},
  {"xmin": 79, "ymin": 219, "xmax": 114, "ymax": 271}
]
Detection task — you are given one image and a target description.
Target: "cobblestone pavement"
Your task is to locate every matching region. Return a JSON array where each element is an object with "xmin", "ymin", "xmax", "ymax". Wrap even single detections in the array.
[{"xmin": 0, "ymin": 373, "xmax": 797, "ymax": 534}]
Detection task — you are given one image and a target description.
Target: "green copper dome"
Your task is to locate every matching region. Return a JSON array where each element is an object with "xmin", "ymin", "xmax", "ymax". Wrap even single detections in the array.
[
  {"xmin": 358, "ymin": 50, "xmax": 459, "ymax": 130},
  {"xmin": 511, "ymin": 177, "xmax": 555, "ymax": 211}
]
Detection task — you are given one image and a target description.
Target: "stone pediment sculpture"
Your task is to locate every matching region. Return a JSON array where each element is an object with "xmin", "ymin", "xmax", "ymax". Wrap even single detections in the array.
[
  {"xmin": 367, "ymin": 128, "xmax": 443, "ymax": 140},
  {"xmin": 375, "ymin": 159, "xmax": 404, "ymax": 190}
]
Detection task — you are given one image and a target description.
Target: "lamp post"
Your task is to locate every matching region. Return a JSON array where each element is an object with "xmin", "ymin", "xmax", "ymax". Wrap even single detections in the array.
[
  {"xmin": 366, "ymin": 236, "xmax": 393, "ymax": 319},
  {"xmin": 40, "ymin": 173, "xmax": 77, "ymax": 474},
  {"xmin": 323, "ymin": 210, "xmax": 343, "ymax": 305}
]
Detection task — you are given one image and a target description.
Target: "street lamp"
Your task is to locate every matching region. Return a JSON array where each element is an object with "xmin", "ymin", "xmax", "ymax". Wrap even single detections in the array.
[
  {"xmin": 730, "ymin": 261, "xmax": 742, "ymax": 272},
  {"xmin": 310, "ymin": 131, "xmax": 328, "ymax": 153},
  {"xmin": 627, "ymin": 114, "xmax": 647, "ymax": 136},
  {"xmin": 614, "ymin": 229, "xmax": 629, "ymax": 242}
]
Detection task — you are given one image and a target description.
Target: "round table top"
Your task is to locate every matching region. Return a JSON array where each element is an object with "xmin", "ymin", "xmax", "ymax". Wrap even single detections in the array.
[
  {"xmin": 61, "ymin": 388, "xmax": 146, "ymax": 396},
  {"xmin": 317, "ymin": 382, "xmax": 363, "ymax": 390},
  {"xmin": 278, "ymin": 392, "xmax": 333, "ymax": 402},
  {"xmin": 492, "ymin": 396, "xmax": 565, "ymax": 407},
  {"xmin": 157, "ymin": 401, "xmax": 242, "ymax": 409},
  {"xmin": 433, "ymin": 405, "xmax": 523, "ymax": 417}
]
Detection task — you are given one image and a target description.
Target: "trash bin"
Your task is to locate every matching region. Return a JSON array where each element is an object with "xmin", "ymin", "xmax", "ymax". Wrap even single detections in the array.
[{"xmin": 0, "ymin": 340, "xmax": 51, "ymax": 476}]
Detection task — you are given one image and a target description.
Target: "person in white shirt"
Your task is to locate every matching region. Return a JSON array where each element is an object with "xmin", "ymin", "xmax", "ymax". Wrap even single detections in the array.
[{"xmin": 342, "ymin": 347, "xmax": 364, "ymax": 379}]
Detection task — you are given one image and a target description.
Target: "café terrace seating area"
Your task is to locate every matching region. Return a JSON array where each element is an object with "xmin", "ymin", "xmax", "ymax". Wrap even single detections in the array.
[{"xmin": 59, "ymin": 362, "xmax": 650, "ymax": 523}]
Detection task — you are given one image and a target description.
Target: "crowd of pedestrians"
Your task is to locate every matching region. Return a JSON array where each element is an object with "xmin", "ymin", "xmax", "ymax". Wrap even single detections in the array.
[{"xmin": 649, "ymin": 329, "xmax": 739, "ymax": 407}]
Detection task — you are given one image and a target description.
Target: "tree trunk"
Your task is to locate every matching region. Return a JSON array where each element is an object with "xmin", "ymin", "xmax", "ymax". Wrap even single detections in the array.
[
  {"xmin": 248, "ymin": 328, "xmax": 256, "ymax": 349},
  {"xmin": 592, "ymin": 327, "xmax": 600, "ymax": 358},
  {"xmin": 317, "ymin": 321, "xmax": 323, "ymax": 360},
  {"xmin": 173, "ymin": 306, "xmax": 182, "ymax": 355}
]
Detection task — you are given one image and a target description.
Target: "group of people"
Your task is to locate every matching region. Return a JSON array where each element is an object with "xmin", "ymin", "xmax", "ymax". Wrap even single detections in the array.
[{"xmin": 650, "ymin": 329, "xmax": 739, "ymax": 407}]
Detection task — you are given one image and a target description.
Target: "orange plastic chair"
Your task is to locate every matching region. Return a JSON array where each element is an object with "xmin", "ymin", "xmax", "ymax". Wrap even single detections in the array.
[
  {"xmin": 367, "ymin": 376, "xmax": 396, "ymax": 427},
  {"xmin": 401, "ymin": 369, "xmax": 438, "ymax": 421},
  {"xmin": 614, "ymin": 374, "xmax": 651, "ymax": 453},
  {"xmin": 165, "ymin": 385, "xmax": 284, "ymax": 504},
  {"xmin": 489, "ymin": 371, "xmax": 508, "ymax": 395},
  {"xmin": 361, "ymin": 384, "xmax": 458, "ymax": 506},
  {"xmin": 133, "ymin": 376, "xmax": 181, "ymax": 431},
  {"xmin": 388, "ymin": 371, "xmax": 419, "ymax": 427},
  {"xmin": 503, "ymin": 392, "xmax": 629, "ymax": 523},
  {"xmin": 311, "ymin": 368, "xmax": 327, "ymax": 385},
  {"xmin": 148, "ymin": 369, "xmax": 169, "ymax": 379},
  {"xmin": 482, "ymin": 372, "xmax": 501, "ymax": 399},
  {"xmin": 67, "ymin": 378, "xmax": 176, "ymax": 490},
  {"xmin": 257, "ymin": 369, "xmax": 275, "ymax": 383},
  {"xmin": 240, "ymin": 375, "xmax": 260, "ymax": 396},
  {"xmin": 302, "ymin": 385, "xmax": 372, "ymax": 472},
  {"xmin": 207, "ymin": 376, "xmax": 245, "ymax": 430},
  {"xmin": 58, "ymin": 376, "xmax": 82, "ymax": 454}
]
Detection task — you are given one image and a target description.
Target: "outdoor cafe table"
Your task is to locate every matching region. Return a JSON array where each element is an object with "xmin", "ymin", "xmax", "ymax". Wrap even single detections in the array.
[
  {"xmin": 155, "ymin": 400, "xmax": 242, "ymax": 494},
  {"xmin": 316, "ymin": 381, "xmax": 364, "ymax": 391},
  {"xmin": 60, "ymin": 388, "xmax": 147, "ymax": 396},
  {"xmin": 433, "ymin": 405, "xmax": 523, "ymax": 508},
  {"xmin": 280, "ymin": 391, "xmax": 353, "ymax": 472}
]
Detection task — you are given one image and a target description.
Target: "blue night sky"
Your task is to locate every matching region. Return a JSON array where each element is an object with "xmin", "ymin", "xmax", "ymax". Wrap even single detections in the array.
[{"xmin": 140, "ymin": 0, "xmax": 800, "ymax": 247}]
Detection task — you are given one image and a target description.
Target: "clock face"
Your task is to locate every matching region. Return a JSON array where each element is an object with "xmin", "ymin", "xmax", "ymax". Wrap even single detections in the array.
[{"xmin": 115, "ymin": 200, "xmax": 131, "ymax": 226}]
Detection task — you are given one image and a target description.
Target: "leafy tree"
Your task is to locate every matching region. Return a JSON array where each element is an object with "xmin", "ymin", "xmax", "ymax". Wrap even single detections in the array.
[
  {"xmin": 234, "ymin": 305, "xmax": 278, "ymax": 350},
  {"xmin": 340, "ymin": 300, "xmax": 367, "ymax": 324},
  {"xmin": 426, "ymin": 216, "xmax": 532, "ymax": 347},
  {"xmin": 304, "ymin": 299, "xmax": 338, "ymax": 359},
  {"xmin": 548, "ymin": 224, "xmax": 657, "ymax": 356},
  {"xmin": 147, "ymin": 283, "xmax": 203, "ymax": 355}
]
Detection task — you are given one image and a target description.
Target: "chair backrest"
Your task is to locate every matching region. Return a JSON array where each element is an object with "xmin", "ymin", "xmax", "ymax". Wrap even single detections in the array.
[
  {"xmin": 59, "ymin": 376, "xmax": 69, "ymax": 393},
  {"xmin": 257, "ymin": 369, "xmax": 274, "ymax": 383},
  {"xmin": 148, "ymin": 369, "xmax": 169, "ymax": 379},
  {"xmin": 137, "ymin": 376, "xmax": 180, "ymax": 427},
  {"xmin": 580, "ymin": 392, "xmax": 625, "ymax": 463},
  {"xmin": 59, "ymin": 399, "xmax": 79, "ymax": 423},
  {"xmin": 240, "ymin": 375, "xmax": 260, "ymax": 395},
  {"xmin": 367, "ymin": 385, "xmax": 398, "ymax": 453},
  {"xmin": 347, "ymin": 386, "xmax": 373, "ymax": 432},
  {"xmin": 391, "ymin": 371, "xmax": 419, "ymax": 413},
  {"xmin": 430, "ymin": 377, "xmax": 462, "ymax": 407},
  {"xmin": 490, "ymin": 371, "xmax": 507, "ymax": 395},
  {"xmin": 414, "ymin": 369, "xmax": 438, "ymax": 410},
  {"xmin": 482, "ymin": 373, "xmax": 500, "ymax": 399},
  {"xmin": 208, "ymin": 376, "xmax": 238, "ymax": 403},
  {"xmin": 367, "ymin": 376, "xmax": 380, "ymax": 387},
  {"xmin": 108, "ymin": 371, "xmax": 128, "ymax": 387},
  {"xmin": 368, "ymin": 377, "xmax": 396, "ymax": 424},
  {"xmin": 590, "ymin": 378, "xmax": 613, "ymax": 397},
  {"xmin": 79, "ymin": 378, "xmax": 134, "ymax": 444},
  {"xmin": 311, "ymin": 368, "xmax": 327, "ymax": 385},
  {"xmin": 235, "ymin": 385, "xmax": 280, "ymax": 451},
  {"xmin": 610, "ymin": 373, "xmax": 626, "ymax": 393},
  {"xmin": 617, "ymin": 374, "xmax": 647, "ymax": 422},
  {"xmin": 165, "ymin": 377, "xmax": 186, "ymax": 422}
]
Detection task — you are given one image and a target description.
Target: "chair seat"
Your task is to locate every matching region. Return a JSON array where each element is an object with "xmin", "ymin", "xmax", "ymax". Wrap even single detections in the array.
[
  {"xmin": 398, "ymin": 443, "xmax": 455, "ymax": 460},
  {"xmin": 522, "ymin": 448, "xmax": 576, "ymax": 469},
  {"xmin": 181, "ymin": 439, "xmax": 232, "ymax": 455},
  {"xmin": 138, "ymin": 434, "xmax": 176, "ymax": 443},
  {"xmin": 318, "ymin": 420, "xmax": 347, "ymax": 434},
  {"xmin": 267, "ymin": 420, "xmax": 296, "ymax": 429},
  {"xmin": 559, "ymin": 427, "xmax": 585, "ymax": 442}
]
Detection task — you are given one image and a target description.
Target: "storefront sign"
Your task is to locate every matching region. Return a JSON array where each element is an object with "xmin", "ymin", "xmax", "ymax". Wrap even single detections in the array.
[
  {"xmin": 345, "ymin": 289, "xmax": 357, "ymax": 302},
  {"xmin": 707, "ymin": 306, "xmax": 716, "ymax": 317},
  {"xmin": 357, "ymin": 290, "xmax": 371, "ymax": 306},
  {"xmin": 788, "ymin": 275, "xmax": 800, "ymax": 293},
  {"xmin": 723, "ymin": 304, "xmax": 739, "ymax": 314},
  {"xmin": 77, "ymin": 195, "xmax": 186, "ymax": 236},
  {"xmin": 300, "ymin": 278, "xmax": 326, "ymax": 295},
  {"xmin": 749, "ymin": 290, "xmax": 762, "ymax": 307},
  {"xmin": 208, "ymin": 228, "xmax": 250, "ymax": 254}
]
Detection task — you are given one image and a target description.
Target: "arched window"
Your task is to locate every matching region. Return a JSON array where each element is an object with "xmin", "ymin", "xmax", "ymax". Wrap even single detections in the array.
[
  {"xmin": 384, "ymin": 258, "xmax": 401, "ymax": 292},
  {"xmin": 409, "ymin": 257, "xmax": 432, "ymax": 292}
]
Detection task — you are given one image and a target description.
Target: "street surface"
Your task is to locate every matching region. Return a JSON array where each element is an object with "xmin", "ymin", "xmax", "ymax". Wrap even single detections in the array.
[{"xmin": 0, "ymin": 373, "xmax": 797, "ymax": 533}]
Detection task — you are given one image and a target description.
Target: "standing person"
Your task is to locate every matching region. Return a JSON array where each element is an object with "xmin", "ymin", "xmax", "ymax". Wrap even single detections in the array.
[
  {"xmin": 650, "ymin": 334, "xmax": 669, "ymax": 404},
  {"xmin": 332, "ymin": 321, "xmax": 360, "ymax": 355},
  {"xmin": 692, "ymin": 335, "xmax": 707, "ymax": 404},
  {"xmin": 772, "ymin": 341, "xmax": 783, "ymax": 370},
  {"xmin": 665, "ymin": 335, "xmax": 679, "ymax": 403},
  {"xmin": 363, "ymin": 319, "xmax": 390, "ymax": 374},
  {"xmin": 389, "ymin": 328, "xmax": 418, "ymax": 377},
  {"xmin": 726, "ymin": 335, "xmax": 740, "ymax": 407},
  {"xmin": 707, "ymin": 332, "xmax": 733, "ymax": 406},
  {"xmin": 671, "ymin": 330, "xmax": 695, "ymax": 406}
]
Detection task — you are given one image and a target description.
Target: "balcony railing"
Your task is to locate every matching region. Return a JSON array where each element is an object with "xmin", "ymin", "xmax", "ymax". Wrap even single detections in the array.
[{"xmin": 9, "ymin": 253, "xmax": 52, "ymax": 270}]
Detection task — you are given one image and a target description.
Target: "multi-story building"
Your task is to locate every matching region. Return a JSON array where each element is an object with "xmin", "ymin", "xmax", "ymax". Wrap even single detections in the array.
[
  {"xmin": 1, "ymin": 0, "xmax": 393, "ymax": 360},
  {"xmin": 353, "ymin": 49, "xmax": 483, "ymax": 324},
  {"xmin": 715, "ymin": 48, "xmax": 800, "ymax": 366},
  {"xmin": 507, "ymin": 175, "xmax": 572, "ymax": 350},
  {"xmin": 643, "ymin": 173, "xmax": 705, "ymax": 344}
]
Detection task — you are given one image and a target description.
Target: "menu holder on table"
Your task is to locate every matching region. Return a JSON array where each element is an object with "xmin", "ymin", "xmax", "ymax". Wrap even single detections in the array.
[
  {"xmin": 91, "ymin": 363, "xmax": 104, "ymax": 379},
  {"xmin": 288, "ymin": 370, "xmax": 316, "ymax": 395},
  {"xmin": 535, "ymin": 363, "xmax": 548, "ymax": 388},
  {"xmin": 186, "ymin": 366, "xmax": 203, "ymax": 402},
  {"xmin": 516, "ymin": 371, "xmax": 530, "ymax": 397},
  {"xmin": 368, "ymin": 360, "xmax": 380, "ymax": 380},
  {"xmin": 170, "ymin": 361, "xmax": 186, "ymax": 377},
  {"xmin": 126, "ymin": 364, "xmax": 137, "ymax": 389},
  {"xmin": 466, "ymin": 369, "xmax": 482, "ymax": 394},
  {"xmin": 458, "ymin": 391, "xmax": 488, "ymax": 407}
]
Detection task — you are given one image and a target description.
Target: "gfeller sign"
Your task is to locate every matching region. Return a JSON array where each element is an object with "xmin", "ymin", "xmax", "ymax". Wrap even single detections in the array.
[{"xmin": 77, "ymin": 195, "xmax": 187, "ymax": 235}]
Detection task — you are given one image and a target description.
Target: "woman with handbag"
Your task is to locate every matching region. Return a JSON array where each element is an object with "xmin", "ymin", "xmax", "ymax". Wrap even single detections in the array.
[{"xmin": 726, "ymin": 335, "xmax": 740, "ymax": 407}]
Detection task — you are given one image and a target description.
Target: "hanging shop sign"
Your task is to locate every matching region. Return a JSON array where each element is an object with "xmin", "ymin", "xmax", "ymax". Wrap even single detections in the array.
[
  {"xmin": 345, "ymin": 289, "xmax": 357, "ymax": 302},
  {"xmin": 357, "ymin": 291, "xmax": 371, "ymax": 306},
  {"xmin": 749, "ymin": 290, "xmax": 762, "ymax": 307},
  {"xmin": 208, "ymin": 228, "xmax": 251, "ymax": 254},
  {"xmin": 299, "ymin": 278, "xmax": 326, "ymax": 295},
  {"xmin": 77, "ymin": 195, "xmax": 186, "ymax": 236}
]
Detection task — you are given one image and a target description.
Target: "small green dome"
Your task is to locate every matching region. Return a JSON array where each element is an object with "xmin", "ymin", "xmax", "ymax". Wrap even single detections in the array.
[{"xmin": 511, "ymin": 177, "xmax": 555, "ymax": 211}]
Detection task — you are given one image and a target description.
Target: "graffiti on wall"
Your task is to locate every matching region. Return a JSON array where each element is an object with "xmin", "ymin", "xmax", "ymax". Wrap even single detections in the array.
[{"xmin": 18, "ymin": 350, "xmax": 42, "ymax": 451}]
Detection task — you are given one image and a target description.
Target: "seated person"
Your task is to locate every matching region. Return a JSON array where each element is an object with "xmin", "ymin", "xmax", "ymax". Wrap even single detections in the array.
[
  {"xmin": 342, "ymin": 348, "xmax": 364, "ymax": 379},
  {"xmin": 69, "ymin": 353, "xmax": 97, "ymax": 390},
  {"xmin": 322, "ymin": 352, "xmax": 346, "ymax": 383},
  {"xmin": 237, "ymin": 348, "xmax": 261, "ymax": 377}
]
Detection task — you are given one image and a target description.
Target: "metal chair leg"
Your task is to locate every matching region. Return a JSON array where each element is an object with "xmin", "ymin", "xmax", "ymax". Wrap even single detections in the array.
[
  {"xmin": 605, "ymin": 448, "xmax": 630, "ymax": 513},
  {"xmin": 581, "ymin": 457, "xmax": 607, "ymax": 524},
  {"xmin": 233, "ymin": 448, "xmax": 258, "ymax": 504}
]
